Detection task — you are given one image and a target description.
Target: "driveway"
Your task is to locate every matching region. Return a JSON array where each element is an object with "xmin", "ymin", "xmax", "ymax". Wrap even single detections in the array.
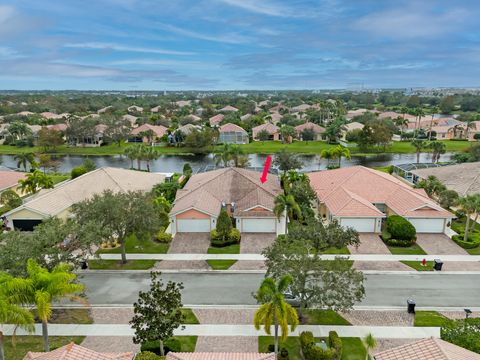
[
  {"xmin": 349, "ymin": 233, "xmax": 390, "ymax": 254},
  {"xmin": 240, "ymin": 233, "xmax": 276, "ymax": 253},
  {"xmin": 169, "ymin": 233, "xmax": 210, "ymax": 254},
  {"xmin": 415, "ymin": 234, "xmax": 468, "ymax": 255}
]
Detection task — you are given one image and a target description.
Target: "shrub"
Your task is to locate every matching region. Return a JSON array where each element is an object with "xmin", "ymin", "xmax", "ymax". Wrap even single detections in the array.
[
  {"xmin": 156, "ymin": 231, "xmax": 172, "ymax": 243},
  {"xmin": 385, "ymin": 215, "xmax": 416, "ymax": 241},
  {"xmin": 300, "ymin": 331, "xmax": 336, "ymax": 360},
  {"xmin": 381, "ymin": 229, "xmax": 392, "ymax": 241},
  {"xmin": 328, "ymin": 331, "xmax": 342, "ymax": 360},
  {"xmin": 135, "ymin": 352, "xmax": 162, "ymax": 360},
  {"xmin": 0, "ymin": 189, "xmax": 22, "ymax": 209},
  {"xmin": 210, "ymin": 228, "xmax": 241, "ymax": 247},
  {"xmin": 278, "ymin": 347, "xmax": 289, "ymax": 360},
  {"xmin": 141, "ymin": 338, "xmax": 181, "ymax": 355},
  {"xmin": 452, "ymin": 235, "xmax": 480, "ymax": 249},
  {"xmin": 71, "ymin": 166, "xmax": 87, "ymax": 179},
  {"xmin": 216, "ymin": 208, "xmax": 232, "ymax": 239},
  {"xmin": 229, "ymin": 228, "xmax": 241, "ymax": 243},
  {"xmin": 441, "ymin": 318, "xmax": 480, "ymax": 354}
]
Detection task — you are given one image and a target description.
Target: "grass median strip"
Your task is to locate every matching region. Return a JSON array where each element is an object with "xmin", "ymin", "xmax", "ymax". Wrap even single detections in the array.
[
  {"xmin": 88, "ymin": 259, "xmax": 157, "ymax": 270},
  {"xmin": 414, "ymin": 311, "xmax": 451, "ymax": 327},
  {"xmin": 207, "ymin": 244, "xmax": 239, "ymax": 270},
  {"xmin": 401, "ymin": 260, "xmax": 434, "ymax": 271},
  {"xmin": 388, "ymin": 243, "xmax": 427, "ymax": 255}
]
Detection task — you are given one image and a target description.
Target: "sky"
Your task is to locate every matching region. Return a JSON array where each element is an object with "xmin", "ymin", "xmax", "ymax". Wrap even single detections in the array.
[{"xmin": 0, "ymin": 0, "xmax": 479, "ymax": 90}]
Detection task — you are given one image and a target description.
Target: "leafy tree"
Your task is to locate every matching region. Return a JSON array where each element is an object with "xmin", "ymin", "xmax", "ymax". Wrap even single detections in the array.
[
  {"xmin": 287, "ymin": 178, "xmax": 317, "ymax": 219},
  {"xmin": 103, "ymin": 116, "xmax": 132, "ymax": 146},
  {"xmin": 72, "ymin": 190, "xmax": 162, "ymax": 263},
  {"xmin": 273, "ymin": 149, "xmax": 303, "ymax": 173},
  {"xmin": 153, "ymin": 182, "xmax": 180, "ymax": 203},
  {"xmin": 182, "ymin": 163, "xmax": 192, "ymax": 177},
  {"xmin": 279, "ymin": 125, "xmax": 296, "ymax": 144},
  {"xmin": 429, "ymin": 141, "xmax": 446, "ymax": 163},
  {"xmin": 254, "ymin": 276, "xmax": 298, "ymax": 358},
  {"xmin": 439, "ymin": 95, "xmax": 455, "ymax": 114},
  {"xmin": 216, "ymin": 208, "xmax": 232, "ymax": 241},
  {"xmin": 82, "ymin": 158, "xmax": 96, "ymax": 172},
  {"xmin": 256, "ymin": 129, "xmax": 271, "ymax": 141},
  {"xmin": 13, "ymin": 152, "xmax": 36, "ymax": 171},
  {"xmin": 37, "ymin": 128, "xmax": 64, "ymax": 152},
  {"xmin": 300, "ymin": 128, "xmax": 315, "ymax": 141},
  {"xmin": 38, "ymin": 153, "xmax": 60, "ymax": 173},
  {"xmin": 17, "ymin": 170, "xmax": 53, "ymax": 195},
  {"xmin": 0, "ymin": 190, "xmax": 22, "ymax": 210},
  {"xmin": 183, "ymin": 128, "xmax": 215, "ymax": 153},
  {"xmin": 456, "ymin": 195, "xmax": 479, "ymax": 241},
  {"xmin": 410, "ymin": 139, "xmax": 428, "ymax": 163},
  {"xmin": 274, "ymin": 194, "xmax": 301, "ymax": 234},
  {"xmin": 130, "ymin": 272, "xmax": 185, "ymax": 356}
]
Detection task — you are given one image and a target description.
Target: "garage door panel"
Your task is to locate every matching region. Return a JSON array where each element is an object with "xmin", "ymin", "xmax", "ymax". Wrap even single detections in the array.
[
  {"xmin": 407, "ymin": 218, "xmax": 444, "ymax": 233},
  {"xmin": 242, "ymin": 218, "xmax": 276, "ymax": 233},
  {"xmin": 177, "ymin": 219, "xmax": 210, "ymax": 233},
  {"xmin": 340, "ymin": 218, "xmax": 376, "ymax": 232}
]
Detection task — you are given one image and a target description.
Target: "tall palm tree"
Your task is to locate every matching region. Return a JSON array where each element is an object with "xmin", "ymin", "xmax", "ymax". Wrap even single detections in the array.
[
  {"xmin": 16, "ymin": 260, "xmax": 85, "ymax": 351},
  {"xmin": 0, "ymin": 276, "xmax": 35, "ymax": 360},
  {"xmin": 457, "ymin": 195, "xmax": 478, "ymax": 242},
  {"xmin": 410, "ymin": 139, "xmax": 428, "ymax": 163},
  {"xmin": 17, "ymin": 170, "xmax": 54, "ymax": 195},
  {"xmin": 274, "ymin": 194, "xmax": 301, "ymax": 234},
  {"xmin": 13, "ymin": 152, "xmax": 36, "ymax": 171},
  {"xmin": 332, "ymin": 145, "xmax": 351, "ymax": 167},
  {"xmin": 214, "ymin": 143, "xmax": 233, "ymax": 167},
  {"xmin": 428, "ymin": 106, "xmax": 439, "ymax": 140},
  {"xmin": 124, "ymin": 146, "xmax": 136, "ymax": 169},
  {"xmin": 363, "ymin": 333, "xmax": 377, "ymax": 360},
  {"xmin": 230, "ymin": 145, "xmax": 249, "ymax": 168},
  {"xmin": 429, "ymin": 141, "xmax": 446, "ymax": 163},
  {"xmin": 414, "ymin": 108, "xmax": 425, "ymax": 135},
  {"xmin": 141, "ymin": 145, "xmax": 160, "ymax": 172},
  {"xmin": 254, "ymin": 276, "xmax": 299, "ymax": 359}
]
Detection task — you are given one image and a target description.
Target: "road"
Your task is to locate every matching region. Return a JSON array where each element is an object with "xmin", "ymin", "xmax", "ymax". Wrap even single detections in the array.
[{"xmin": 79, "ymin": 272, "xmax": 480, "ymax": 307}]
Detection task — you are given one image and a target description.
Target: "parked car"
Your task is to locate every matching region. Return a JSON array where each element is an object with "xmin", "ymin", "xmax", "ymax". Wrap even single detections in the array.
[{"xmin": 283, "ymin": 290, "xmax": 302, "ymax": 308}]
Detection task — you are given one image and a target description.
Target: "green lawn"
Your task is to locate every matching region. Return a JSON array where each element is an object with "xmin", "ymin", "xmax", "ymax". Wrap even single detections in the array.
[
  {"xmin": 3, "ymin": 336, "xmax": 85, "ymax": 360},
  {"xmin": 173, "ymin": 336, "xmax": 197, "ymax": 352},
  {"xmin": 372, "ymin": 166, "xmax": 393, "ymax": 173},
  {"xmin": 321, "ymin": 246, "xmax": 351, "ymax": 254},
  {"xmin": 38, "ymin": 308, "xmax": 93, "ymax": 324},
  {"xmin": 50, "ymin": 173, "xmax": 70, "ymax": 185},
  {"xmin": 207, "ymin": 244, "xmax": 240, "ymax": 270},
  {"xmin": 96, "ymin": 234, "xmax": 169, "ymax": 254},
  {"xmin": 401, "ymin": 260, "xmax": 434, "ymax": 271},
  {"xmin": 388, "ymin": 243, "xmax": 427, "ymax": 255},
  {"xmin": 414, "ymin": 311, "xmax": 451, "ymax": 327},
  {"xmin": 467, "ymin": 247, "xmax": 480, "ymax": 255},
  {"xmin": 258, "ymin": 336, "xmax": 366, "ymax": 360},
  {"xmin": 181, "ymin": 308, "xmax": 200, "ymax": 324},
  {"xmin": 207, "ymin": 259, "xmax": 237, "ymax": 270},
  {"xmin": 299, "ymin": 309, "xmax": 351, "ymax": 325},
  {"xmin": 88, "ymin": 259, "xmax": 156, "ymax": 270}
]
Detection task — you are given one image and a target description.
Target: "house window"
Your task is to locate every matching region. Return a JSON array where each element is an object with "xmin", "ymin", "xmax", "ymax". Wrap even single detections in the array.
[{"xmin": 373, "ymin": 203, "xmax": 387, "ymax": 213}]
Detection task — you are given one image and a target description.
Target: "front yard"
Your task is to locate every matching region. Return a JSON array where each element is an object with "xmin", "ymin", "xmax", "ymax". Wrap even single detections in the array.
[
  {"xmin": 207, "ymin": 244, "xmax": 239, "ymax": 270},
  {"xmin": 388, "ymin": 243, "xmax": 426, "ymax": 255}
]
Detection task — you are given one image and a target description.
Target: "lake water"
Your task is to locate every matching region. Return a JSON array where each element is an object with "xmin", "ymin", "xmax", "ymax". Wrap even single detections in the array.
[{"xmin": 0, "ymin": 152, "xmax": 455, "ymax": 173}]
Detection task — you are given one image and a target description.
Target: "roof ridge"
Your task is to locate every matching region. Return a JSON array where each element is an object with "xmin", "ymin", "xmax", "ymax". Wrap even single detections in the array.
[
  {"xmin": 431, "ymin": 337, "xmax": 451, "ymax": 360},
  {"xmin": 464, "ymin": 168, "xmax": 480, "ymax": 196},
  {"xmin": 321, "ymin": 166, "xmax": 365, "ymax": 201},
  {"xmin": 231, "ymin": 168, "xmax": 279, "ymax": 197}
]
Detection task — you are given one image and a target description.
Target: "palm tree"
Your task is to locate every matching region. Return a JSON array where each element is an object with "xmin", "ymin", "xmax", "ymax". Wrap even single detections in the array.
[
  {"xmin": 273, "ymin": 194, "xmax": 301, "ymax": 234},
  {"xmin": 19, "ymin": 260, "xmax": 85, "ymax": 351},
  {"xmin": 0, "ymin": 276, "xmax": 35, "ymax": 360},
  {"xmin": 457, "ymin": 195, "xmax": 478, "ymax": 242},
  {"xmin": 279, "ymin": 125, "xmax": 295, "ymax": 144},
  {"xmin": 332, "ymin": 145, "xmax": 351, "ymax": 167},
  {"xmin": 214, "ymin": 144, "xmax": 233, "ymax": 167},
  {"xmin": 428, "ymin": 106, "xmax": 439, "ymax": 140},
  {"xmin": 363, "ymin": 333, "xmax": 377, "ymax": 360},
  {"xmin": 410, "ymin": 139, "xmax": 428, "ymax": 163},
  {"xmin": 414, "ymin": 108, "xmax": 425, "ymax": 135},
  {"xmin": 429, "ymin": 141, "xmax": 446, "ymax": 163},
  {"xmin": 230, "ymin": 145, "xmax": 249, "ymax": 168},
  {"xmin": 124, "ymin": 146, "xmax": 137, "ymax": 169},
  {"xmin": 141, "ymin": 145, "xmax": 160, "ymax": 172},
  {"xmin": 253, "ymin": 276, "xmax": 299, "ymax": 359},
  {"xmin": 17, "ymin": 170, "xmax": 54, "ymax": 195},
  {"xmin": 320, "ymin": 148, "xmax": 336, "ymax": 168},
  {"xmin": 13, "ymin": 152, "xmax": 36, "ymax": 171}
]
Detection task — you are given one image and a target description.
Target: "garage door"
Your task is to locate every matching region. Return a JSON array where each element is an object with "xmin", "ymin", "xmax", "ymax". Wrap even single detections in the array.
[
  {"xmin": 177, "ymin": 219, "xmax": 211, "ymax": 233},
  {"xmin": 407, "ymin": 218, "xmax": 445, "ymax": 233},
  {"xmin": 242, "ymin": 218, "xmax": 276, "ymax": 233},
  {"xmin": 12, "ymin": 219, "xmax": 43, "ymax": 231},
  {"xmin": 340, "ymin": 218, "xmax": 376, "ymax": 232}
]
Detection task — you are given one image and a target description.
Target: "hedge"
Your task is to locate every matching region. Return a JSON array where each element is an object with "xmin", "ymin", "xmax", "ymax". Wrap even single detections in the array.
[
  {"xmin": 452, "ymin": 235, "xmax": 480, "ymax": 249},
  {"xmin": 156, "ymin": 231, "xmax": 172, "ymax": 243},
  {"xmin": 135, "ymin": 352, "xmax": 164, "ymax": 360},
  {"xmin": 328, "ymin": 331, "xmax": 342, "ymax": 360},
  {"xmin": 300, "ymin": 331, "xmax": 337, "ymax": 360},
  {"xmin": 210, "ymin": 228, "xmax": 241, "ymax": 247},
  {"xmin": 385, "ymin": 215, "xmax": 416, "ymax": 241}
]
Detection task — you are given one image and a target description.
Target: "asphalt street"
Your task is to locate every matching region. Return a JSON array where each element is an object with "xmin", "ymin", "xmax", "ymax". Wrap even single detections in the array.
[{"xmin": 79, "ymin": 272, "xmax": 480, "ymax": 307}]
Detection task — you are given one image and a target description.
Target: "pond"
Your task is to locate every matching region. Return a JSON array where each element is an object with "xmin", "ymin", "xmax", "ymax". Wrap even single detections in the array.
[{"xmin": 0, "ymin": 152, "xmax": 455, "ymax": 173}]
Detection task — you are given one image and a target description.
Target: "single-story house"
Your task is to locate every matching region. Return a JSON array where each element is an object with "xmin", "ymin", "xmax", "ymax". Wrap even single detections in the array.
[
  {"xmin": 209, "ymin": 114, "xmax": 224, "ymax": 126},
  {"xmin": 151, "ymin": 105, "xmax": 161, "ymax": 112},
  {"xmin": 307, "ymin": 166, "xmax": 453, "ymax": 233},
  {"xmin": 341, "ymin": 122, "xmax": 364, "ymax": 140},
  {"xmin": 219, "ymin": 105, "xmax": 239, "ymax": 112},
  {"xmin": 373, "ymin": 337, "xmax": 480, "ymax": 360},
  {"xmin": 269, "ymin": 112, "xmax": 282, "ymax": 124},
  {"xmin": 295, "ymin": 122, "xmax": 325, "ymax": 141},
  {"xmin": 0, "ymin": 170, "xmax": 26, "ymax": 196},
  {"xmin": 129, "ymin": 123, "xmax": 168, "ymax": 143},
  {"xmin": 346, "ymin": 108, "xmax": 369, "ymax": 120},
  {"xmin": 218, "ymin": 123, "xmax": 249, "ymax": 144},
  {"xmin": 185, "ymin": 114, "xmax": 202, "ymax": 122},
  {"xmin": 40, "ymin": 112, "xmax": 68, "ymax": 120},
  {"xmin": 69, "ymin": 124, "xmax": 107, "ymax": 147},
  {"xmin": 17, "ymin": 111, "xmax": 35, "ymax": 116},
  {"xmin": 167, "ymin": 353, "xmax": 274, "ymax": 360},
  {"xmin": 175, "ymin": 100, "xmax": 192, "ymax": 107},
  {"xmin": 252, "ymin": 123, "xmax": 280, "ymax": 141},
  {"xmin": 122, "ymin": 114, "xmax": 138, "ymax": 127},
  {"xmin": 410, "ymin": 161, "xmax": 480, "ymax": 196},
  {"xmin": 177, "ymin": 123, "xmax": 202, "ymax": 136},
  {"xmin": 169, "ymin": 167, "xmax": 286, "ymax": 235},
  {"xmin": 127, "ymin": 105, "xmax": 143, "ymax": 113},
  {"xmin": 291, "ymin": 103, "xmax": 311, "ymax": 113},
  {"xmin": 23, "ymin": 342, "xmax": 133, "ymax": 360},
  {"xmin": 97, "ymin": 106, "xmax": 113, "ymax": 114},
  {"xmin": 4, "ymin": 167, "xmax": 165, "ymax": 231}
]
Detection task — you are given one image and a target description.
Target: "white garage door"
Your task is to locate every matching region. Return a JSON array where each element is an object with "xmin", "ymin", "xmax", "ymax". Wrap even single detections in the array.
[
  {"xmin": 177, "ymin": 219, "xmax": 211, "ymax": 233},
  {"xmin": 340, "ymin": 218, "xmax": 376, "ymax": 232},
  {"xmin": 407, "ymin": 218, "xmax": 445, "ymax": 233},
  {"xmin": 242, "ymin": 218, "xmax": 276, "ymax": 233}
]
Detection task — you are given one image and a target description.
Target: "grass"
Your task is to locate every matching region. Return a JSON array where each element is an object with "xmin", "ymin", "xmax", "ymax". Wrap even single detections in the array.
[
  {"xmin": 87, "ymin": 259, "xmax": 156, "ymax": 270},
  {"xmin": 50, "ymin": 173, "xmax": 70, "ymax": 185},
  {"xmin": 35, "ymin": 308, "xmax": 93, "ymax": 324},
  {"xmin": 467, "ymin": 247, "xmax": 480, "ymax": 255},
  {"xmin": 414, "ymin": 311, "xmax": 451, "ymax": 327},
  {"xmin": 388, "ymin": 243, "xmax": 427, "ymax": 255},
  {"xmin": 401, "ymin": 260, "xmax": 434, "ymax": 271},
  {"xmin": 3, "ymin": 336, "xmax": 85, "ymax": 360},
  {"xmin": 96, "ymin": 234, "xmax": 170, "ymax": 254},
  {"xmin": 299, "ymin": 309, "xmax": 351, "ymax": 325},
  {"xmin": 181, "ymin": 308, "xmax": 200, "ymax": 324},
  {"xmin": 171, "ymin": 336, "xmax": 197, "ymax": 352},
  {"xmin": 207, "ymin": 244, "xmax": 240, "ymax": 270},
  {"xmin": 321, "ymin": 246, "xmax": 351, "ymax": 254},
  {"xmin": 258, "ymin": 336, "xmax": 366, "ymax": 360},
  {"xmin": 372, "ymin": 165, "xmax": 393, "ymax": 173}
]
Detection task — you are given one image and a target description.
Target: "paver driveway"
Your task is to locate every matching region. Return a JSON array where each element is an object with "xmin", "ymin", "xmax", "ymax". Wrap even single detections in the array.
[
  {"xmin": 415, "ymin": 234, "xmax": 468, "ymax": 255},
  {"xmin": 240, "ymin": 233, "xmax": 276, "ymax": 253},
  {"xmin": 349, "ymin": 233, "xmax": 390, "ymax": 254},
  {"xmin": 169, "ymin": 233, "xmax": 210, "ymax": 253}
]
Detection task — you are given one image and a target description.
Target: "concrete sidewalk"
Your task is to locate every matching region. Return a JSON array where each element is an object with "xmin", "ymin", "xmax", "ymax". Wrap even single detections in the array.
[
  {"xmin": 2, "ymin": 324, "xmax": 440, "ymax": 339},
  {"xmin": 97, "ymin": 253, "xmax": 480, "ymax": 262}
]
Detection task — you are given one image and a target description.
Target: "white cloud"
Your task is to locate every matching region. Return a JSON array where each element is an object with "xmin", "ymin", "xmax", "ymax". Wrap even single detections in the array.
[
  {"xmin": 64, "ymin": 42, "xmax": 195, "ymax": 55},
  {"xmin": 0, "ymin": 46, "xmax": 21, "ymax": 59},
  {"xmin": 156, "ymin": 22, "xmax": 251, "ymax": 44},
  {"xmin": 218, "ymin": 0, "xmax": 298, "ymax": 17}
]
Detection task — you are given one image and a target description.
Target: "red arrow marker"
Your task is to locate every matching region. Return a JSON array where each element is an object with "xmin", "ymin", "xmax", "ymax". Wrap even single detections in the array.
[{"xmin": 260, "ymin": 155, "xmax": 272, "ymax": 184}]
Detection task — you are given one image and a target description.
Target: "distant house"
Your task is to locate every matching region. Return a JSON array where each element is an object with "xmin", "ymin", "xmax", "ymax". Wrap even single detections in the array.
[
  {"xmin": 69, "ymin": 124, "xmax": 106, "ymax": 147},
  {"xmin": 40, "ymin": 112, "xmax": 68, "ymax": 120},
  {"xmin": 252, "ymin": 123, "xmax": 280, "ymax": 141},
  {"xmin": 166, "ymin": 353, "xmax": 275, "ymax": 360},
  {"xmin": 127, "ymin": 105, "xmax": 143, "ymax": 113},
  {"xmin": 175, "ymin": 100, "xmax": 191, "ymax": 107},
  {"xmin": 291, "ymin": 103, "xmax": 311, "ymax": 113},
  {"xmin": 185, "ymin": 114, "xmax": 202, "ymax": 122},
  {"xmin": 209, "ymin": 114, "xmax": 224, "ymax": 126},
  {"xmin": 5, "ymin": 167, "xmax": 165, "ymax": 231},
  {"xmin": 346, "ymin": 108, "xmax": 369, "ymax": 120},
  {"xmin": 23, "ymin": 342, "xmax": 133, "ymax": 360},
  {"xmin": 122, "ymin": 114, "xmax": 138, "ymax": 127},
  {"xmin": 46, "ymin": 123, "xmax": 67, "ymax": 132},
  {"xmin": 177, "ymin": 123, "xmax": 202, "ymax": 136},
  {"xmin": 295, "ymin": 122, "xmax": 326, "ymax": 141},
  {"xmin": 219, "ymin": 105, "xmax": 239, "ymax": 112},
  {"xmin": 16, "ymin": 111, "xmax": 35, "ymax": 116},
  {"xmin": 341, "ymin": 122, "xmax": 364, "ymax": 140},
  {"xmin": 218, "ymin": 123, "xmax": 249, "ymax": 144},
  {"xmin": 151, "ymin": 105, "xmax": 161, "ymax": 113},
  {"xmin": 378, "ymin": 111, "xmax": 401, "ymax": 120},
  {"xmin": 0, "ymin": 124, "xmax": 8, "ymax": 144},
  {"xmin": 0, "ymin": 170, "xmax": 26, "ymax": 196},
  {"xmin": 97, "ymin": 106, "xmax": 113, "ymax": 114},
  {"xmin": 240, "ymin": 113, "xmax": 252, "ymax": 121},
  {"xmin": 129, "ymin": 123, "xmax": 168, "ymax": 143},
  {"xmin": 269, "ymin": 112, "xmax": 283, "ymax": 124}
]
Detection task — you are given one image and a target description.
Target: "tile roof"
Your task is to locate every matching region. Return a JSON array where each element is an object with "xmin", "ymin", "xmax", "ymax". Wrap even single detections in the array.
[
  {"xmin": 23, "ymin": 342, "xmax": 133, "ymax": 360},
  {"xmin": 170, "ymin": 167, "xmax": 282, "ymax": 218},
  {"xmin": 344, "ymin": 122, "xmax": 364, "ymax": 131},
  {"xmin": 219, "ymin": 123, "xmax": 248, "ymax": 134},
  {"xmin": 166, "ymin": 352, "xmax": 275, "ymax": 360},
  {"xmin": 130, "ymin": 123, "xmax": 168, "ymax": 137},
  {"xmin": 209, "ymin": 114, "xmax": 224, "ymax": 126},
  {"xmin": 295, "ymin": 122, "xmax": 325, "ymax": 134},
  {"xmin": 7, "ymin": 167, "xmax": 164, "ymax": 218},
  {"xmin": 0, "ymin": 170, "xmax": 26, "ymax": 191},
  {"xmin": 219, "ymin": 105, "xmax": 239, "ymax": 112},
  {"xmin": 177, "ymin": 123, "xmax": 202, "ymax": 135},
  {"xmin": 373, "ymin": 337, "xmax": 480, "ymax": 360},
  {"xmin": 252, "ymin": 123, "xmax": 279, "ymax": 137},
  {"xmin": 307, "ymin": 166, "xmax": 452, "ymax": 218}
]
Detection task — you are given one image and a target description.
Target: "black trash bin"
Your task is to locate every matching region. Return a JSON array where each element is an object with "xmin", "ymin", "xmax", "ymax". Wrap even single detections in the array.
[
  {"xmin": 434, "ymin": 259, "xmax": 443, "ymax": 271},
  {"xmin": 407, "ymin": 299, "xmax": 416, "ymax": 314},
  {"xmin": 80, "ymin": 260, "xmax": 88, "ymax": 270}
]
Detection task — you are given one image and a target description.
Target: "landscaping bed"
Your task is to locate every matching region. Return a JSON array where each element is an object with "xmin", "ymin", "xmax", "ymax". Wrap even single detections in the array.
[
  {"xmin": 451, "ymin": 216, "xmax": 480, "ymax": 249},
  {"xmin": 400, "ymin": 260, "xmax": 434, "ymax": 271},
  {"xmin": 97, "ymin": 234, "xmax": 169, "ymax": 254},
  {"xmin": 141, "ymin": 336, "xmax": 197, "ymax": 354}
]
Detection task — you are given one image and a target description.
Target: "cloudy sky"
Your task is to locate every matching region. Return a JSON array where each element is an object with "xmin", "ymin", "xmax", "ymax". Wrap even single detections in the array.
[{"xmin": 0, "ymin": 0, "xmax": 479, "ymax": 90}]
